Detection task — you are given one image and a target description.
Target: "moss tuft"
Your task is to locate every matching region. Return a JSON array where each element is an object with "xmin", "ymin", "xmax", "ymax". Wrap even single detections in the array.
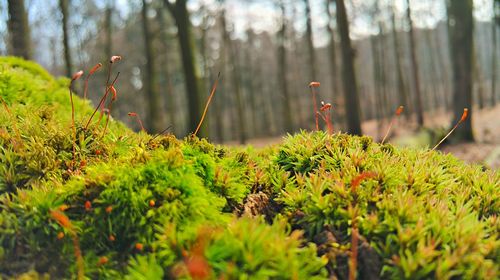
[{"xmin": 0, "ymin": 58, "xmax": 498, "ymax": 279}]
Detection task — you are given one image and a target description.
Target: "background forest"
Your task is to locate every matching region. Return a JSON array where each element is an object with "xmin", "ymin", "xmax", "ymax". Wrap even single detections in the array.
[
  {"xmin": 2, "ymin": 0, "xmax": 500, "ymax": 147},
  {"xmin": 0, "ymin": 1, "xmax": 499, "ymax": 278}
]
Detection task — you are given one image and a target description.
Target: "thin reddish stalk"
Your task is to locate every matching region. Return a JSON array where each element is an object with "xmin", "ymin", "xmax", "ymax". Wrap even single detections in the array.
[
  {"xmin": 349, "ymin": 171, "xmax": 376, "ymax": 280},
  {"xmin": 349, "ymin": 212, "xmax": 359, "ymax": 280},
  {"xmin": 83, "ymin": 78, "xmax": 90, "ymax": 100},
  {"xmin": 102, "ymin": 108, "xmax": 111, "ymax": 138},
  {"xmin": 326, "ymin": 110, "xmax": 333, "ymax": 134},
  {"xmin": 194, "ymin": 72, "xmax": 220, "ymax": 136},
  {"xmin": 100, "ymin": 62, "xmax": 113, "ymax": 116},
  {"xmin": 348, "ymin": 172, "xmax": 376, "ymax": 280},
  {"xmin": 102, "ymin": 107, "xmax": 112, "ymax": 136},
  {"xmin": 432, "ymin": 108, "xmax": 468, "ymax": 150},
  {"xmin": 84, "ymin": 63, "xmax": 102, "ymax": 99},
  {"xmin": 318, "ymin": 112, "xmax": 333, "ymax": 134},
  {"xmin": 69, "ymin": 84, "xmax": 76, "ymax": 168},
  {"xmin": 137, "ymin": 118, "xmax": 145, "ymax": 131},
  {"xmin": 320, "ymin": 102, "xmax": 334, "ymax": 134},
  {"xmin": 84, "ymin": 72, "xmax": 120, "ymax": 130},
  {"xmin": 381, "ymin": 106, "xmax": 404, "ymax": 144},
  {"xmin": 69, "ymin": 70, "xmax": 83, "ymax": 170},
  {"xmin": 102, "ymin": 86, "xmax": 117, "ymax": 138},
  {"xmin": 150, "ymin": 125, "xmax": 173, "ymax": 142},
  {"xmin": 99, "ymin": 57, "xmax": 121, "ymax": 122},
  {"xmin": 128, "ymin": 113, "xmax": 145, "ymax": 131},
  {"xmin": 309, "ymin": 82, "xmax": 321, "ymax": 131},
  {"xmin": 311, "ymin": 89, "xmax": 319, "ymax": 131},
  {"xmin": 317, "ymin": 112, "xmax": 325, "ymax": 122}
]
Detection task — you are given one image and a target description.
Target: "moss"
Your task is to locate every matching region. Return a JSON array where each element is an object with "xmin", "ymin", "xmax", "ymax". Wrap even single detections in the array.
[
  {"xmin": 0, "ymin": 58, "xmax": 498, "ymax": 279},
  {"xmin": 203, "ymin": 217, "xmax": 328, "ymax": 279},
  {"xmin": 266, "ymin": 131, "xmax": 499, "ymax": 279}
]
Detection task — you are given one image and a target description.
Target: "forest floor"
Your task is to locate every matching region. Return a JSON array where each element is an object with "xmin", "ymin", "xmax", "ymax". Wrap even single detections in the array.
[{"xmin": 228, "ymin": 104, "xmax": 500, "ymax": 169}]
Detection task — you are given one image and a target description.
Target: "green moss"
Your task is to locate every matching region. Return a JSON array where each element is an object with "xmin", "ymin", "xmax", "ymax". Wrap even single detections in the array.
[
  {"xmin": 0, "ymin": 58, "xmax": 498, "ymax": 279},
  {"xmin": 204, "ymin": 217, "xmax": 328, "ymax": 279},
  {"xmin": 267, "ymin": 131, "xmax": 499, "ymax": 279}
]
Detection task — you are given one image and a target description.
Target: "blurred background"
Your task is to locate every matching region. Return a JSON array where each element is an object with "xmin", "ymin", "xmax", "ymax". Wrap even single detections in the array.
[{"xmin": 1, "ymin": 0, "xmax": 500, "ymax": 166}]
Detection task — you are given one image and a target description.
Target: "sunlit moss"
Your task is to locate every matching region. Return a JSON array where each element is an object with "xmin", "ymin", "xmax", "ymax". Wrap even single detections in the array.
[{"xmin": 0, "ymin": 58, "xmax": 498, "ymax": 279}]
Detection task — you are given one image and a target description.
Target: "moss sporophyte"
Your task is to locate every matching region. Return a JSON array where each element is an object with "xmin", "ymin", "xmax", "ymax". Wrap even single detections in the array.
[{"xmin": 0, "ymin": 58, "xmax": 497, "ymax": 279}]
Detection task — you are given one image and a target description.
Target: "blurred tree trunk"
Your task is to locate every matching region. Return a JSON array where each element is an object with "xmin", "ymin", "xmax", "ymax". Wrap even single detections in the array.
[
  {"xmin": 473, "ymin": 51, "xmax": 485, "ymax": 109},
  {"xmin": 405, "ymin": 0, "xmax": 424, "ymax": 127},
  {"xmin": 7, "ymin": 0, "xmax": 31, "ymax": 59},
  {"xmin": 427, "ymin": 28, "xmax": 447, "ymax": 110},
  {"xmin": 447, "ymin": 0, "xmax": 474, "ymax": 142},
  {"xmin": 50, "ymin": 38, "xmax": 59, "ymax": 72},
  {"xmin": 336, "ymin": 0, "xmax": 362, "ymax": 135},
  {"xmin": 214, "ymin": 12, "xmax": 227, "ymax": 142},
  {"xmin": 370, "ymin": 18, "xmax": 391, "ymax": 138},
  {"xmin": 256, "ymin": 55, "xmax": 274, "ymax": 136},
  {"xmin": 326, "ymin": 0, "xmax": 339, "ymax": 101},
  {"xmin": 164, "ymin": 0, "xmax": 204, "ymax": 137},
  {"xmin": 496, "ymin": 0, "xmax": 500, "ymax": 26},
  {"xmin": 157, "ymin": 5, "xmax": 177, "ymax": 135},
  {"xmin": 59, "ymin": 0, "xmax": 72, "ymax": 77},
  {"xmin": 326, "ymin": 0, "xmax": 344, "ymax": 129},
  {"xmin": 104, "ymin": 1, "xmax": 113, "ymax": 62},
  {"xmin": 304, "ymin": 0, "xmax": 316, "ymax": 81},
  {"xmin": 491, "ymin": 7, "xmax": 497, "ymax": 106},
  {"xmin": 423, "ymin": 30, "xmax": 441, "ymax": 112},
  {"xmin": 141, "ymin": 0, "xmax": 161, "ymax": 132},
  {"xmin": 221, "ymin": 7, "xmax": 247, "ymax": 144},
  {"xmin": 290, "ymin": 5, "xmax": 307, "ymax": 129},
  {"xmin": 245, "ymin": 28, "xmax": 258, "ymax": 137},
  {"xmin": 200, "ymin": 9, "xmax": 213, "ymax": 139},
  {"xmin": 370, "ymin": 35, "xmax": 383, "ymax": 138},
  {"xmin": 200, "ymin": 11, "xmax": 210, "ymax": 94},
  {"xmin": 229, "ymin": 42, "xmax": 247, "ymax": 143},
  {"xmin": 377, "ymin": 23, "xmax": 389, "ymax": 119},
  {"xmin": 391, "ymin": 4, "xmax": 410, "ymax": 120},
  {"xmin": 254, "ymin": 47, "xmax": 276, "ymax": 136},
  {"xmin": 277, "ymin": 1, "xmax": 294, "ymax": 133},
  {"xmin": 433, "ymin": 29, "xmax": 452, "ymax": 110}
]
